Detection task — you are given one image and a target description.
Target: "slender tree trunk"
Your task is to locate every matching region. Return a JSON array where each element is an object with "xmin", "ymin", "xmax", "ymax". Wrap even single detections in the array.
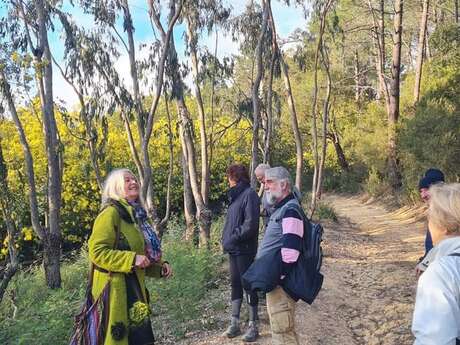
[
  {"xmin": 35, "ymin": 0, "xmax": 62, "ymax": 288},
  {"xmin": 329, "ymin": 130, "xmax": 349, "ymax": 171},
  {"xmin": 310, "ymin": 1, "xmax": 331, "ymax": 215},
  {"xmin": 413, "ymin": 0, "xmax": 430, "ymax": 105},
  {"xmin": 354, "ymin": 50, "xmax": 361, "ymax": 102},
  {"xmin": 185, "ymin": 18, "xmax": 210, "ymax": 207},
  {"xmin": 158, "ymin": 93, "xmax": 175, "ymax": 236},
  {"xmin": 388, "ymin": 0, "xmax": 403, "ymax": 189},
  {"xmin": 267, "ymin": 2, "xmax": 303, "ymax": 190},
  {"xmin": 315, "ymin": 46, "xmax": 332, "ymax": 200},
  {"xmin": 263, "ymin": 42, "xmax": 276, "ymax": 165},
  {"xmin": 0, "ymin": 68, "xmax": 45, "ymax": 241},
  {"xmin": 0, "ymin": 139, "xmax": 19, "ymax": 303},
  {"xmin": 121, "ymin": 0, "xmax": 145, "ymax": 139},
  {"xmin": 182, "ymin": 152, "xmax": 196, "ymax": 242},
  {"xmin": 142, "ymin": 0, "xmax": 182, "ymax": 215},
  {"xmin": 368, "ymin": 0, "xmax": 391, "ymax": 113},
  {"xmin": 455, "ymin": 0, "xmax": 459, "ymax": 23},
  {"xmin": 167, "ymin": 32, "xmax": 212, "ymax": 247},
  {"xmin": 250, "ymin": 0, "xmax": 270, "ymax": 187}
]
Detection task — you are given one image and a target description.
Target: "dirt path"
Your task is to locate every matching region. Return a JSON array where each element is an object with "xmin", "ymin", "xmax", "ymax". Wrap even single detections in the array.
[{"xmin": 180, "ymin": 194, "xmax": 427, "ymax": 345}]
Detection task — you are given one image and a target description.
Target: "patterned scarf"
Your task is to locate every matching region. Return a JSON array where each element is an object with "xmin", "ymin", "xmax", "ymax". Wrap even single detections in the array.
[{"xmin": 130, "ymin": 202, "xmax": 162, "ymax": 263}]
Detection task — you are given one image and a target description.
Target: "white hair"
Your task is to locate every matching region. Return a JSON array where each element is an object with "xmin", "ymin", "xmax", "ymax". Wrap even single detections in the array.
[
  {"xmin": 101, "ymin": 168, "xmax": 136, "ymax": 205},
  {"xmin": 255, "ymin": 163, "xmax": 271, "ymax": 174}
]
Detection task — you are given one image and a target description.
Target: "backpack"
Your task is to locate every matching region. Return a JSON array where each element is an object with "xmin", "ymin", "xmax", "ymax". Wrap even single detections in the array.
[{"xmin": 277, "ymin": 202, "xmax": 324, "ymax": 304}]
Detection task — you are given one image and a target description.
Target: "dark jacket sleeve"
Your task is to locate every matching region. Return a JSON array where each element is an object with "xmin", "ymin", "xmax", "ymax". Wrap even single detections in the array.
[{"xmin": 231, "ymin": 190, "xmax": 260, "ymax": 243}]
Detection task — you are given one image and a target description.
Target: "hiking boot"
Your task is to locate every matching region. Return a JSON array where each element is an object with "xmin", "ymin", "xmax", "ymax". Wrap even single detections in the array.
[
  {"xmin": 222, "ymin": 317, "xmax": 241, "ymax": 338},
  {"xmin": 242, "ymin": 321, "xmax": 259, "ymax": 342}
]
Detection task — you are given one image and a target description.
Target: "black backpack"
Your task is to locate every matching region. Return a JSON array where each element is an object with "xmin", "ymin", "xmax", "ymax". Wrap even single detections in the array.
[{"xmin": 277, "ymin": 202, "xmax": 324, "ymax": 304}]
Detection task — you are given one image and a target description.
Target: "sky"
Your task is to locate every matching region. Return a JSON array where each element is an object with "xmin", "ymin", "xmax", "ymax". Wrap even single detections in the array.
[{"xmin": 1, "ymin": 0, "xmax": 309, "ymax": 108}]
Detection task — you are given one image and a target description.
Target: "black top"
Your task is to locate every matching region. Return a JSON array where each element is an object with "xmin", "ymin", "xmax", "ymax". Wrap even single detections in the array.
[{"xmin": 222, "ymin": 182, "xmax": 261, "ymax": 255}]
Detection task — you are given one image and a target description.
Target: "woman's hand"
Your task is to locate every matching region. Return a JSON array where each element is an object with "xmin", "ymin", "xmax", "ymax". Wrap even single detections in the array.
[
  {"xmin": 134, "ymin": 254, "xmax": 151, "ymax": 269},
  {"xmin": 161, "ymin": 262, "xmax": 172, "ymax": 278}
]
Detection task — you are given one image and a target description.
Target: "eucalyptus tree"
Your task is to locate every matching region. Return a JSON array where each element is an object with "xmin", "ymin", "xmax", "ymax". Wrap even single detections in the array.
[
  {"xmin": 0, "ymin": 0, "xmax": 63, "ymax": 288},
  {"xmin": 52, "ymin": 12, "xmax": 118, "ymax": 190},
  {"xmin": 413, "ymin": 0, "xmax": 430, "ymax": 105},
  {"xmin": 183, "ymin": 0, "xmax": 230, "ymax": 208},
  {"xmin": 267, "ymin": 0, "xmax": 303, "ymax": 190},
  {"xmin": 76, "ymin": 0, "xmax": 183, "ymax": 229},
  {"xmin": 150, "ymin": 0, "xmax": 213, "ymax": 246},
  {"xmin": 310, "ymin": 0, "xmax": 334, "ymax": 215}
]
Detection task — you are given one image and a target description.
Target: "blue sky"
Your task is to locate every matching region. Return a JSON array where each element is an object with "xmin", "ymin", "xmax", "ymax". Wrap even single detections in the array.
[{"xmin": 1, "ymin": 0, "xmax": 308, "ymax": 107}]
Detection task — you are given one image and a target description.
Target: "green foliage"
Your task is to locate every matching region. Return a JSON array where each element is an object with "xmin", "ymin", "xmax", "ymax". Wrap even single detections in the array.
[
  {"xmin": 0, "ymin": 236, "xmax": 225, "ymax": 344},
  {"xmin": 315, "ymin": 202, "xmax": 338, "ymax": 222},
  {"xmin": 0, "ymin": 250, "xmax": 88, "ymax": 345},
  {"xmin": 147, "ymin": 240, "xmax": 225, "ymax": 340},
  {"xmin": 322, "ymin": 167, "xmax": 366, "ymax": 194}
]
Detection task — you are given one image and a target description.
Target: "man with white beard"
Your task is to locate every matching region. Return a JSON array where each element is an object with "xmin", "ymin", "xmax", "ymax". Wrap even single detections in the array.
[{"xmin": 257, "ymin": 167, "xmax": 303, "ymax": 345}]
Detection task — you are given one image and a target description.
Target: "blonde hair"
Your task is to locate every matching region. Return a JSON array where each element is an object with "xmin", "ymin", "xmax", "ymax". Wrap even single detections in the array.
[
  {"xmin": 428, "ymin": 183, "xmax": 460, "ymax": 234},
  {"xmin": 101, "ymin": 168, "xmax": 136, "ymax": 205}
]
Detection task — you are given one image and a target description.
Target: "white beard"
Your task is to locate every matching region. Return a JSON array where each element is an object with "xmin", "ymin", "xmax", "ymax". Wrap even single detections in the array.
[{"xmin": 265, "ymin": 190, "xmax": 282, "ymax": 205}]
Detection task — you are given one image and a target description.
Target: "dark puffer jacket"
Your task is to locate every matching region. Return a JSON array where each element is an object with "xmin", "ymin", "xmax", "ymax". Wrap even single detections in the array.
[{"xmin": 221, "ymin": 182, "xmax": 260, "ymax": 256}]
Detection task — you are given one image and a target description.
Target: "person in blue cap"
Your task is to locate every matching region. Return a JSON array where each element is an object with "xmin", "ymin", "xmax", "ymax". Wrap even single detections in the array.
[{"xmin": 415, "ymin": 168, "xmax": 445, "ymax": 276}]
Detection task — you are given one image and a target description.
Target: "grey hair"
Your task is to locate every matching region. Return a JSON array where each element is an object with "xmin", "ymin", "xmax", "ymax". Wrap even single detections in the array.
[
  {"xmin": 101, "ymin": 168, "xmax": 136, "ymax": 206},
  {"xmin": 265, "ymin": 167, "xmax": 293, "ymax": 192},
  {"xmin": 428, "ymin": 183, "xmax": 460, "ymax": 234},
  {"xmin": 255, "ymin": 163, "xmax": 271, "ymax": 174}
]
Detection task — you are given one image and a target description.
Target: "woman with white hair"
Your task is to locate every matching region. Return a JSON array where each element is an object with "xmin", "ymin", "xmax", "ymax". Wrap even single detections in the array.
[
  {"xmin": 412, "ymin": 183, "xmax": 460, "ymax": 345},
  {"xmin": 88, "ymin": 168, "xmax": 171, "ymax": 345}
]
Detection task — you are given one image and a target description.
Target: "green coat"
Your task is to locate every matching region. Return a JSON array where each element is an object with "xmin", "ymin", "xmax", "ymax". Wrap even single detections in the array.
[{"xmin": 88, "ymin": 199, "xmax": 162, "ymax": 345}]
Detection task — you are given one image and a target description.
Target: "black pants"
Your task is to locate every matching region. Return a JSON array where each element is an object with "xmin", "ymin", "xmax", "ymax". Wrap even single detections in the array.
[{"xmin": 229, "ymin": 254, "xmax": 258, "ymax": 306}]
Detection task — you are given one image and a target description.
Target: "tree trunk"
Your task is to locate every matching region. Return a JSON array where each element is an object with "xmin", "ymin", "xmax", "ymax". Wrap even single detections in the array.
[
  {"xmin": 456, "ymin": 0, "xmax": 459, "ymax": 23},
  {"xmin": 185, "ymin": 18, "xmax": 210, "ymax": 207},
  {"xmin": 36, "ymin": 0, "xmax": 62, "ymax": 288},
  {"xmin": 0, "ymin": 68, "xmax": 45, "ymax": 241},
  {"xmin": 182, "ymin": 152, "xmax": 196, "ymax": 242},
  {"xmin": 388, "ymin": 0, "xmax": 403, "ymax": 189},
  {"xmin": 121, "ymin": 0, "xmax": 145, "ymax": 139},
  {"xmin": 167, "ymin": 30, "xmax": 212, "ymax": 247},
  {"xmin": 368, "ymin": 0, "xmax": 391, "ymax": 113},
  {"xmin": 142, "ymin": 0, "xmax": 182, "ymax": 216},
  {"xmin": 310, "ymin": 1, "xmax": 331, "ymax": 215},
  {"xmin": 158, "ymin": 93, "xmax": 175, "ymax": 236},
  {"xmin": 280, "ymin": 56, "xmax": 303, "ymax": 191},
  {"xmin": 329, "ymin": 130, "xmax": 349, "ymax": 171},
  {"xmin": 413, "ymin": 0, "xmax": 430, "ymax": 105},
  {"xmin": 262, "ymin": 41, "xmax": 276, "ymax": 165},
  {"xmin": 267, "ymin": 2, "xmax": 303, "ymax": 190},
  {"xmin": 0, "ymin": 139, "xmax": 19, "ymax": 303},
  {"xmin": 315, "ymin": 46, "xmax": 332, "ymax": 200},
  {"xmin": 250, "ymin": 0, "xmax": 270, "ymax": 188},
  {"xmin": 354, "ymin": 50, "xmax": 361, "ymax": 102}
]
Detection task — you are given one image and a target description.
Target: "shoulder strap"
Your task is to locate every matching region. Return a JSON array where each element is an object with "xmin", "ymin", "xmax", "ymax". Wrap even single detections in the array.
[
  {"xmin": 275, "ymin": 201, "xmax": 304, "ymax": 223},
  {"xmin": 106, "ymin": 198, "xmax": 135, "ymax": 224},
  {"xmin": 449, "ymin": 253, "xmax": 460, "ymax": 257}
]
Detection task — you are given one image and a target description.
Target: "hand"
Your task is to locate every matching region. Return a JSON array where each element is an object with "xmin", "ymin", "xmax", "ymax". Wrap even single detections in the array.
[
  {"xmin": 161, "ymin": 262, "xmax": 172, "ymax": 278},
  {"xmin": 134, "ymin": 254, "xmax": 151, "ymax": 269}
]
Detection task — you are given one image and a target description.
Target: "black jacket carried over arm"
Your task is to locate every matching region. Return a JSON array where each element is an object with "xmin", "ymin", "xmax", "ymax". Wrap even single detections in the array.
[{"xmin": 222, "ymin": 182, "xmax": 260, "ymax": 255}]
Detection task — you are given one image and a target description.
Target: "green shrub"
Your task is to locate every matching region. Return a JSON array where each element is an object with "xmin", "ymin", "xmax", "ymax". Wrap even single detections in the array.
[
  {"xmin": 315, "ymin": 202, "xmax": 338, "ymax": 222},
  {"xmin": 0, "ymin": 234, "xmax": 225, "ymax": 345}
]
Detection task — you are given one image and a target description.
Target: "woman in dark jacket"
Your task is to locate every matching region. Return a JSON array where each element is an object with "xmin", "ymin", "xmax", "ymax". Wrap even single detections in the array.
[{"xmin": 221, "ymin": 164, "xmax": 260, "ymax": 342}]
